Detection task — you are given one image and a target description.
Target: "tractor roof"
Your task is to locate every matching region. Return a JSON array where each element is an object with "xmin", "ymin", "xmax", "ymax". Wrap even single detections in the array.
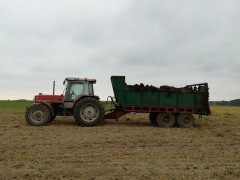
[{"xmin": 63, "ymin": 77, "xmax": 96, "ymax": 84}]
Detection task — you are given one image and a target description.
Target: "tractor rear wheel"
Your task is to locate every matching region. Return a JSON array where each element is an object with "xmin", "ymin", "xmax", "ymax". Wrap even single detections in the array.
[
  {"xmin": 177, "ymin": 113, "xmax": 194, "ymax": 128},
  {"xmin": 74, "ymin": 97, "xmax": 104, "ymax": 126},
  {"xmin": 149, "ymin": 113, "xmax": 157, "ymax": 125},
  {"xmin": 156, "ymin": 113, "xmax": 175, "ymax": 128},
  {"xmin": 25, "ymin": 104, "xmax": 51, "ymax": 126}
]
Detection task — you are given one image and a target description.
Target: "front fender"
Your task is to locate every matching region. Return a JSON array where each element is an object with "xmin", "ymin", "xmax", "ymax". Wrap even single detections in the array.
[{"xmin": 39, "ymin": 102, "xmax": 54, "ymax": 116}]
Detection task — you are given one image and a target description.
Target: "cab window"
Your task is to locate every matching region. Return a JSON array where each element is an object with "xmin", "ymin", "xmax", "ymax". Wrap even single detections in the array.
[
  {"xmin": 88, "ymin": 83, "xmax": 94, "ymax": 95},
  {"xmin": 65, "ymin": 82, "xmax": 84, "ymax": 101}
]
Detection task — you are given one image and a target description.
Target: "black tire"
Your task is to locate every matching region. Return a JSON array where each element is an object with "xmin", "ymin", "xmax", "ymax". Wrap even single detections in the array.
[
  {"xmin": 49, "ymin": 114, "xmax": 56, "ymax": 123},
  {"xmin": 74, "ymin": 97, "xmax": 104, "ymax": 126},
  {"xmin": 25, "ymin": 104, "xmax": 51, "ymax": 126},
  {"xmin": 177, "ymin": 113, "xmax": 194, "ymax": 128},
  {"xmin": 156, "ymin": 113, "xmax": 175, "ymax": 128},
  {"xmin": 149, "ymin": 113, "xmax": 157, "ymax": 125},
  {"xmin": 174, "ymin": 113, "xmax": 180, "ymax": 127}
]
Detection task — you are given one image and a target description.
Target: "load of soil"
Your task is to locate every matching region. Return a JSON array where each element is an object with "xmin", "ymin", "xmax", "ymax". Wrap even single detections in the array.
[{"xmin": 126, "ymin": 83, "xmax": 193, "ymax": 92}]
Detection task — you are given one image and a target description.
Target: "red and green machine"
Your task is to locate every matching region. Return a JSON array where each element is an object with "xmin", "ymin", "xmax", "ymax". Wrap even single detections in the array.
[{"xmin": 25, "ymin": 76, "xmax": 210, "ymax": 128}]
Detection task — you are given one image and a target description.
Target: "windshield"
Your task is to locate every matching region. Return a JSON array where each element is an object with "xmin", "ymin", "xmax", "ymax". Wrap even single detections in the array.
[{"xmin": 65, "ymin": 82, "xmax": 84, "ymax": 101}]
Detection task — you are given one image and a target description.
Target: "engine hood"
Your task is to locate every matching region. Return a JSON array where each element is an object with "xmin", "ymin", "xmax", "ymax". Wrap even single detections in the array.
[{"xmin": 34, "ymin": 94, "xmax": 64, "ymax": 103}]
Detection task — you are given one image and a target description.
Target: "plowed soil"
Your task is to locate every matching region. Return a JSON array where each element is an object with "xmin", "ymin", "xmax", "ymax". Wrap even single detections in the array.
[{"xmin": 0, "ymin": 106, "xmax": 240, "ymax": 179}]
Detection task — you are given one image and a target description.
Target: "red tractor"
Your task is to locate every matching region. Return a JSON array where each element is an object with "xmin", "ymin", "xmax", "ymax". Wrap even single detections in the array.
[{"xmin": 25, "ymin": 77, "xmax": 105, "ymax": 126}]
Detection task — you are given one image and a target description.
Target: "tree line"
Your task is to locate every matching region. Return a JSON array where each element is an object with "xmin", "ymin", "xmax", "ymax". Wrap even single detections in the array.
[{"xmin": 209, "ymin": 99, "xmax": 240, "ymax": 106}]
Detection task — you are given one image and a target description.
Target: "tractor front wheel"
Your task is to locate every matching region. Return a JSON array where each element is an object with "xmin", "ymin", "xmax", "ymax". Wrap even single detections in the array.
[
  {"xmin": 74, "ymin": 97, "xmax": 104, "ymax": 126},
  {"xmin": 48, "ymin": 114, "xmax": 56, "ymax": 123},
  {"xmin": 25, "ymin": 104, "xmax": 51, "ymax": 126}
]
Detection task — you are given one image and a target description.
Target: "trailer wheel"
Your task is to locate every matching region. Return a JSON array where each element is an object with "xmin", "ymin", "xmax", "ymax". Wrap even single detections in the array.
[
  {"xmin": 25, "ymin": 104, "xmax": 51, "ymax": 126},
  {"xmin": 156, "ymin": 113, "xmax": 175, "ymax": 128},
  {"xmin": 149, "ymin": 113, "xmax": 157, "ymax": 125},
  {"xmin": 177, "ymin": 114, "xmax": 194, "ymax": 128},
  {"xmin": 74, "ymin": 97, "xmax": 104, "ymax": 126}
]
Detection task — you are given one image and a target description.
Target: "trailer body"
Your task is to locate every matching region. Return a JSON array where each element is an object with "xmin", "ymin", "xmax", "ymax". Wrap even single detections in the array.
[{"xmin": 105, "ymin": 76, "xmax": 210, "ymax": 127}]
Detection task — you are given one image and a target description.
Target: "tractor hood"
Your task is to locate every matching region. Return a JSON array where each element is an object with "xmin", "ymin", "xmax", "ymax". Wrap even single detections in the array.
[{"xmin": 34, "ymin": 93, "xmax": 64, "ymax": 103}]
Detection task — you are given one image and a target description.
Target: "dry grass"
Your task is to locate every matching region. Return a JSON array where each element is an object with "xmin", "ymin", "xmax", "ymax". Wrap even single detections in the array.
[{"xmin": 0, "ymin": 106, "xmax": 240, "ymax": 179}]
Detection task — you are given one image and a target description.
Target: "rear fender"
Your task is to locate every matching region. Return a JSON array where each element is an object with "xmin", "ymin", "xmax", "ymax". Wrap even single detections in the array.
[{"xmin": 73, "ymin": 95, "xmax": 100, "ymax": 109}]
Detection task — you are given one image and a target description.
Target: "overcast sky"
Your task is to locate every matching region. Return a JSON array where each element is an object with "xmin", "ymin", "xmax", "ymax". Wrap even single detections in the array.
[{"xmin": 0, "ymin": 0, "xmax": 239, "ymax": 101}]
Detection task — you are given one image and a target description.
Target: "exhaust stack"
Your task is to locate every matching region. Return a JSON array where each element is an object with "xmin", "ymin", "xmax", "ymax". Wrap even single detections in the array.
[{"xmin": 53, "ymin": 81, "xmax": 55, "ymax": 95}]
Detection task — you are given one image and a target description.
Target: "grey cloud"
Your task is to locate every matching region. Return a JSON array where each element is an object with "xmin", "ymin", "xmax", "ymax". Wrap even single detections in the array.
[{"xmin": 0, "ymin": 0, "xmax": 239, "ymax": 100}]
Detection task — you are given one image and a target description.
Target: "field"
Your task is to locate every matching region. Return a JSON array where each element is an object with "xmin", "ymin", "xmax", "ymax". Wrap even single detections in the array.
[{"xmin": 0, "ymin": 101, "xmax": 240, "ymax": 179}]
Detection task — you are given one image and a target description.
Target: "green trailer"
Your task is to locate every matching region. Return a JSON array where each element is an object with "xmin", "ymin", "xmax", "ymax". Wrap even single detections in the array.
[{"xmin": 105, "ymin": 76, "xmax": 211, "ymax": 128}]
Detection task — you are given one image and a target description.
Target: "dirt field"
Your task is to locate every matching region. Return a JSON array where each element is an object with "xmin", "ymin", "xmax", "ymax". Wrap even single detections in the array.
[{"xmin": 0, "ymin": 106, "xmax": 240, "ymax": 179}]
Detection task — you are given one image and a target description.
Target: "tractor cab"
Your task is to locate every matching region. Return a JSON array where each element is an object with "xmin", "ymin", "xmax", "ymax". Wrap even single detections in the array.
[
  {"xmin": 63, "ymin": 77, "xmax": 97, "ymax": 109},
  {"xmin": 63, "ymin": 77, "xmax": 96, "ymax": 101}
]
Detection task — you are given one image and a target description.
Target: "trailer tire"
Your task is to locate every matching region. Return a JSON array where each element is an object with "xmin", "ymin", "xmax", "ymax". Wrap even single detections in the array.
[
  {"xmin": 74, "ymin": 97, "xmax": 104, "ymax": 126},
  {"xmin": 149, "ymin": 113, "xmax": 157, "ymax": 125},
  {"xmin": 25, "ymin": 104, "xmax": 51, "ymax": 126},
  {"xmin": 177, "ymin": 114, "xmax": 194, "ymax": 128},
  {"xmin": 156, "ymin": 113, "xmax": 175, "ymax": 128}
]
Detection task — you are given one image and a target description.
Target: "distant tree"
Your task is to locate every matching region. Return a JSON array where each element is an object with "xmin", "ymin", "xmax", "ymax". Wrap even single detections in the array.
[
  {"xmin": 210, "ymin": 99, "xmax": 240, "ymax": 106},
  {"xmin": 230, "ymin": 99, "xmax": 240, "ymax": 106}
]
